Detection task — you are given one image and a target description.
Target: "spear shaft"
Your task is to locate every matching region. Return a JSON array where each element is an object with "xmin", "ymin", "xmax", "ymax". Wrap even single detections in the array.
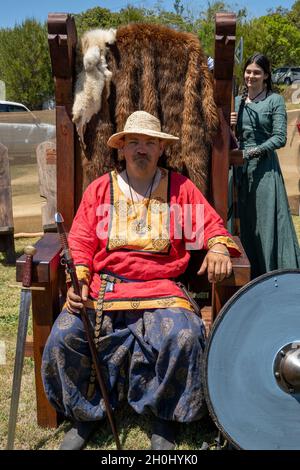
[{"xmin": 55, "ymin": 212, "xmax": 121, "ymax": 450}]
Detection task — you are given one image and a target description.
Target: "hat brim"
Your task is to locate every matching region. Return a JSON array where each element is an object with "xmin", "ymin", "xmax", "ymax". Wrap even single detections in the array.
[{"xmin": 107, "ymin": 128, "xmax": 179, "ymax": 149}]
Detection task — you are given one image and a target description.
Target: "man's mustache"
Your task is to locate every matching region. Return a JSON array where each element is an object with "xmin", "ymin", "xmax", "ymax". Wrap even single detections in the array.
[{"xmin": 133, "ymin": 153, "xmax": 150, "ymax": 160}]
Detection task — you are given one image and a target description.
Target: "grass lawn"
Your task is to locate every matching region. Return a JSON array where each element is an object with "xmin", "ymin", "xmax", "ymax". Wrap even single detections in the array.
[
  {"xmin": 0, "ymin": 237, "xmax": 216, "ymax": 450},
  {"xmin": 1, "ymin": 220, "xmax": 300, "ymax": 450}
]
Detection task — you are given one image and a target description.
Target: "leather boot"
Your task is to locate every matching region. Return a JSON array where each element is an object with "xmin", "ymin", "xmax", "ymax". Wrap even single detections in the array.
[
  {"xmin": 59, "ymin": 421, "xmax": 98, "ymax": 450},
  {"xmin": 150, "ymin": 417, "xmax": 175, "ymax": 450}
]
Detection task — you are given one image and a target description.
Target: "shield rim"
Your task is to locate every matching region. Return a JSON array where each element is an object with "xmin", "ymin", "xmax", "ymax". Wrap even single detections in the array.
[{"xmin": 203, "ymin": 268, "xmax": 300, "ymax": 450}]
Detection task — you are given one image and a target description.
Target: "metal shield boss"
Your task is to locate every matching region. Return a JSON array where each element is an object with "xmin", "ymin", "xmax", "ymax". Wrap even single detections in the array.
[{"xmin": 204, "ymin": 270, "xmax": 300, "ymax": 450}]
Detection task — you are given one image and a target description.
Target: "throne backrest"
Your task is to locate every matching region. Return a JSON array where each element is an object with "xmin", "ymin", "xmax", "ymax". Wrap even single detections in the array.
[
  {"xmin": 48, "ymin": 13, "xmax": 236, "ymax": 231},
  {"xmin": 75, "ymin": 24, "xmax": 218, "ymax": 195},
  {"xmin": 76, "ymin": 23, "xmax": 219, "ymax": 199}
]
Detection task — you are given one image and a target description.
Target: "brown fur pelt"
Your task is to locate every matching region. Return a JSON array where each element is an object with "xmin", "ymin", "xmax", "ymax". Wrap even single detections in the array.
[{"xmin": 81, "ymin": 23, "xmax": 219, "ymax": 196}]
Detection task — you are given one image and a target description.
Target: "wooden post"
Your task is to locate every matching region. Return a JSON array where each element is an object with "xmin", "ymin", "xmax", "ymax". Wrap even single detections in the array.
[
  {"xmin": 211, "ymin": 13, "xmax": 236, "ymax": 225},
  {"xmin": 213, "ymin": 13, "xmax": 236, "ymax": 125},
  {"xmin": 48, "ymin": 13, "xmax": 77, "ymax": 231},
  {"xmin": 36, "ymin": 141, "xmax": 57, "ymax": 231},
  {"xmin": 0, "ymin": 143, "xmax": 15, "ymax": 263}
]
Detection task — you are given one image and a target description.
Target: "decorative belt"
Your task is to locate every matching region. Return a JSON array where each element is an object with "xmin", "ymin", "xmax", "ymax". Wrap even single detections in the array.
[
  {"xmin": 88, "ymin": 272, "xmax": 199, "ymax": 397},
  {"xmin": 94, "ymin": 273, "xmax": 122, "ymax": 348}
]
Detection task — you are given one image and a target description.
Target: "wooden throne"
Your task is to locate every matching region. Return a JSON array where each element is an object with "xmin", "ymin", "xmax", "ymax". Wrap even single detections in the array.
[{"xmin": 16, "ymin": 12, "xmax": 250, "ymax": 428}]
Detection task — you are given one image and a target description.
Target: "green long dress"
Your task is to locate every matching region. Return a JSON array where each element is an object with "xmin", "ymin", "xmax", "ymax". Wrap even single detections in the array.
[{"xmin": 235, "ymin": 92, "xmax": 300, "ymax": 279}]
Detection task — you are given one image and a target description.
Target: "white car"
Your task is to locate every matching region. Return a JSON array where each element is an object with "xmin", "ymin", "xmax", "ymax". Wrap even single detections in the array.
[
  {"xmin": 0, "ymin": 100, "xmax": 56, "ymax": 162},
  {"xmin": 272, "ymin": 67, "xmax": 300, "ymax": 85}
]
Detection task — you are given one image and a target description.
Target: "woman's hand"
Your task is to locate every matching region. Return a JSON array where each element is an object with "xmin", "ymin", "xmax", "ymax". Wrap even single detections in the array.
[
  {"xmin": 66, "ymin": 283, "xmax": 89, "ymax": 314},
  {"xmin": 197, "ymin": 244, "xmax": 232, "ymax": 283},
  {"xmin": 230, "ymin": 112, "xmax": 238, "ymax": 126}
]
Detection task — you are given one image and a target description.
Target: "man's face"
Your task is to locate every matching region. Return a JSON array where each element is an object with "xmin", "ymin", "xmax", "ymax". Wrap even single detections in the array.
[{"xmin": 121, "ymin": 133, "xmax": 165, "ymax": 175}]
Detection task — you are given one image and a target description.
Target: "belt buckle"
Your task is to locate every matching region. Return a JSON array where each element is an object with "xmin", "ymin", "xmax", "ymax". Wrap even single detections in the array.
[{"xmin": 105, "ymin": 281, "xmax": 115, "ymax": 293}]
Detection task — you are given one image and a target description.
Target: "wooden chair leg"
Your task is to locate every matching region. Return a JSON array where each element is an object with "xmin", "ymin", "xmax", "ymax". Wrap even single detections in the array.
[
  {"xmin": 212, "ymin": 285, "xmax": 238, "ymax": 321},
  {"xmin": 31, "ymin": 283, "xmax": 60, "ymax": 428}
]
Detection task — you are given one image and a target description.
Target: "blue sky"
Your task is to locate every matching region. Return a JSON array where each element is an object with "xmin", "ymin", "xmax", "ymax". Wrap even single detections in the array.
[{"xmin": 0, "ymin": 0, "xmax": 296, "ymax": 28}]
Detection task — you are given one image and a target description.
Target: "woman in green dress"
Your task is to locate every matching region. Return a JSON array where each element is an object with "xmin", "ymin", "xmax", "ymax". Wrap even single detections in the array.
[{"xmin": 231, "ymin": 53, "xmax": 300, "ymax": 278}]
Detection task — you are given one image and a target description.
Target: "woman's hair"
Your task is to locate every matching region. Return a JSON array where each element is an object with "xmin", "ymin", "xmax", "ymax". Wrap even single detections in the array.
[
  {"xmin": 236, "ymin": 53, "xmax": 273, "ymax": 137},
  {"xmin": 243, "ymin": 53, "xmax": 273, "ymax": 92}
]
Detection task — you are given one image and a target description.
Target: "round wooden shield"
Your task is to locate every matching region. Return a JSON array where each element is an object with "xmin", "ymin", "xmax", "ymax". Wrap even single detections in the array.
[{"xmin": 204, "ymin": 270, "xmax": 300, "ymax": 449}]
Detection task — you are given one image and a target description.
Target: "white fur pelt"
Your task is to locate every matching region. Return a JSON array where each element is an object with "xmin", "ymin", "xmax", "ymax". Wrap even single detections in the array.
[{"xmin": 72, "ymin": 28, "xmax": 116, "ymax": 146}]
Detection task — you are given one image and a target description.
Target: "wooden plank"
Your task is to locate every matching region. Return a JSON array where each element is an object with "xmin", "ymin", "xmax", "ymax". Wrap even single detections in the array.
[
  {"xmin": 220, "ymin": 236, "xmax": 251, "ymax": 287},
  {"xmin": 211, "ymin": 108, "xmax": 230, "ymax": 224},
  {"xmin": 0, "ymin": 143, "xmax": 16, "ymax": 263},
  {"xmin": 213, "ymin": 13, "xmax": 236, "ymax": 125},
  {"xmin": 212, "ymin": 236, "xmax": 250, "ymax": 319},
  {"xmin": 201, "ymin": 306, "xmax": 213, "ymax": 336},
  {"xmin": 212, "ymin": 285, "xmax": 237, "ymax": 321},
  {"xmin": 229, "ymin": 149, "xmax": 243, "ymax": 166},
  {"xmin": 48, "ymin": 14, "xmax": 77, "ymax": 82},
  {"xmin": 32, "ymin": 282, "xmax": 60, "ymax": 427},
  {"xmin": 75, "ymin": 132, "xmax": 84, "ymax": 212},
  {"xmin": 56, "ymin": 106, "xmax": 75, "ymax": 230},
  {"xmin": 48, "ymin": 14, "xmax": 77, "ymax": 231},
  {"xmin": 24, "ymin": 336, "xmax": 34, "ymax": 358},
  {"xmin": 0, "ymin": 143, "xmax": 14, "ymax": 229},
  {"xmin": 36, "ymin": 141, "xmax": 57, "ymax": 230},
  {"xmin": 211, "ymin": 14, "xmax": 236, "ymax": 224}
]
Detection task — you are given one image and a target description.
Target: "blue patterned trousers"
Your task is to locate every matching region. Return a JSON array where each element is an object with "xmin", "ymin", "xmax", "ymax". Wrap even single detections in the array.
[{"xmin": 42, "ymin": 307, "xmax": 206, "ymax": 422}]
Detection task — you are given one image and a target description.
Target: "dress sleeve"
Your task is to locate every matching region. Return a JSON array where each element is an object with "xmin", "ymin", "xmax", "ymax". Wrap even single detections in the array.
[{"xmin": 255, "ymin": 94, "xmax": 287, "ymax": 153}]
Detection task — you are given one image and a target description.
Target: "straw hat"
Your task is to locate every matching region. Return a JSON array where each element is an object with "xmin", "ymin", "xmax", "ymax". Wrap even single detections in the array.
[{"xmin": 107, "ymin": 111, "xmax": 179, "ymax": 148}]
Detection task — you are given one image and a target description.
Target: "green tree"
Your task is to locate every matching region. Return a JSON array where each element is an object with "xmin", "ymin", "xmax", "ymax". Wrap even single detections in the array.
[
  {"xmin": 173, "ymin": 0, "xmax": 184, "ymax": 16},
  {"xmin": 241, "ymin": 14, "xmax": 300, "ymax": 68},
  {"xmin": 288, "ymin": 0, "xmax": 300, "ymax": 28},
  {"xmin": 74, "ymin": 6, "xmax": 149, "ymax": 36},
  {"xmin": 2, "ymin": 3, "xmax": 298, "ymax": 108},
  {"xmin": 74, "ymin": 5, "xmax": 192, "ymax": 36},
  {"xmin": 0, "ymin": 19, "xmax": 53, "ymax": 109},
  {"xmin": 194, "ymin": 2, "xmax": 247, "ymax": 57}
]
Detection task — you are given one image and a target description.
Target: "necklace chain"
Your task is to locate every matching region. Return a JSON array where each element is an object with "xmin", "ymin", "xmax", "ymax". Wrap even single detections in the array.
[
  {"xmin": 125, "ymin": 170, "xmax": 157, "ymax": 228},
  {"xmin": 248, "ymin": 88, "xmax": 265, "ymax": 101},
  {"xmin": 126, "ymin": 170, "xmax": 156, "ymax": 204}
]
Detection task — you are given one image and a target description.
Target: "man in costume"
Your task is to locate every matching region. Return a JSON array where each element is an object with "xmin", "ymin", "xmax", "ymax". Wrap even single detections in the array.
[{"xmin": 42, "ymin": 111, "xmax": 240, "ymax": 450}]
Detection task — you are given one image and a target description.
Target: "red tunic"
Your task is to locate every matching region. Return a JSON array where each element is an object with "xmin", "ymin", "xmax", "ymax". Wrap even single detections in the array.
[{"xmin": 68, "ymin": 170, "xmax": 240, "ymax": 309}]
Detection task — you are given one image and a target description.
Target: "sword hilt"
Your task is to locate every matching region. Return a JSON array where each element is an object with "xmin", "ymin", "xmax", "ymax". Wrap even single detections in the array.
[{"xmin": 22, "ymin": 246, "xmax": 37, "ymax": 288}]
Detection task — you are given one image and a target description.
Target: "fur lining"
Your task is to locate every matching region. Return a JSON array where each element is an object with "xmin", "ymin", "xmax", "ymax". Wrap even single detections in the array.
[
  {"xmin": 72, "ymin": 28, "xmax": 116, "ymax": 144},
  {"xmin": 80, "ymin": 23, "xmax": 219, "ymax": 196}
]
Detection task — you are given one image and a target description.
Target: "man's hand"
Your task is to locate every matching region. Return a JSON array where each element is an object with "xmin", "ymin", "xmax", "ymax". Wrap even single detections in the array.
[
  {"xmin": 66, "ymin": 283, "xmax": 89, "ymax": 314},
  {"xmin": 197, "ymin": 244, "xmax": 232, "ymax": 283}
]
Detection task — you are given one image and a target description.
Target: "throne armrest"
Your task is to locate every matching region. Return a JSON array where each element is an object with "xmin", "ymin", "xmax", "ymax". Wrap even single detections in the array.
[
  {"xmin": 16, "ymin": 232, "xmax": 61, "ymax": 284},
  {"xmin": 229, "ymin": 149, "xmax": 243, "ymax": 166},
  {"xmin": 211, "ymin": 236, "xmax": 250, "ymax": 321},
  {"xmin": 221, "ymin": 236, "xmax": 250, "ymax": 287}
]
